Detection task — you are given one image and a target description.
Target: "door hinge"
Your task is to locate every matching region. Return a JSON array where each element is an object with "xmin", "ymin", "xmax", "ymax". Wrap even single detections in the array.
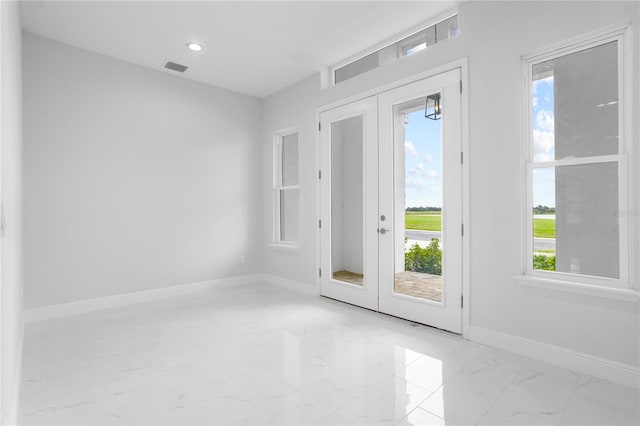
[
  {"xmin": 318, "ymin": 219, "xmax": 322, "ymax": 229},
  {"xmin": 318, "ymin": 170, "xmax": 322, "ymax": 180},
  {"xmin": 461, "ymin": 295, "xmax": 464, "ymax": 308},
  {"xmin": 318, "ymin": 122, "xmax": 321, "ymax": 131},
  {"xmin": 460, "ymin": 80, "xmax": 463, "ymax": 93},
  {"xmin": 461, "ymin": 223, "xmax": 464, "ymax": 236},
  {"xmin": 461, "ymin": 152, "xmax": 463, "ymax": 164},
  {"xmin": 319, "ymin": 268, "xmax": 322, "ymax": 277}
]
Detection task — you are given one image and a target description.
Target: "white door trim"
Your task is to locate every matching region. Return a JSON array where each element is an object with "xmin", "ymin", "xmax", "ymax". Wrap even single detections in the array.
[{"xmin": 315, "ymin": 59, "xmax": 470, "ymax": 337}]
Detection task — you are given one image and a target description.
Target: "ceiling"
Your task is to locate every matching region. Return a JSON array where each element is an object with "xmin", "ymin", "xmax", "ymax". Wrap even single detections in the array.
[{"xmin": 20, "ymin": 1, "xmax": 458, "ymax": 98}]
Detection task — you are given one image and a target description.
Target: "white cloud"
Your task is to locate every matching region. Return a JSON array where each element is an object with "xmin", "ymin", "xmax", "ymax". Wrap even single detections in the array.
[
  {"xmin": 405, "ymin": 141, "xmax": 419, "ymax": 158},
  {"xmin": 405, "ymin": 177, "xmax": 428, "ymax": 189},
  {"xmin": 533, "ymin": 129, "xmax": 554, "ymax": 162},
  {"xmin": 532, "ymin": 96, "xmax": 538, "ymax": 108},
  {"xmin": 532, "ymin": 76, "xmax": 554, "ymax": 94},
  {"xmin": 424, "ymin": 154, "xmax": 434, "ymax": 163},
  {"xmin": 536, "ymin": 109, "xmax": 554, "ymax": 132},
  {"xmin": 408, "ymin": 163, "xmax": 439, "ymax": 179}
]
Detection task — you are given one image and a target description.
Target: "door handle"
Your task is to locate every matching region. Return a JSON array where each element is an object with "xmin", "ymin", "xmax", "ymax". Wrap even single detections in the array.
[{"xmin": 378, "ymin": 228, "xmax": 390, "ymax": 235}]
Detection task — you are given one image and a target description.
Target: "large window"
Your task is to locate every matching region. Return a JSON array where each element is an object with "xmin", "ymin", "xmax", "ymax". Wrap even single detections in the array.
[
  {"xmin": 523, "ymin": 29, "xmax": 632, "ymax": 292},
  {"xmin": 273, "ymin": 130, "xmax": 299, "ymax": 247}
]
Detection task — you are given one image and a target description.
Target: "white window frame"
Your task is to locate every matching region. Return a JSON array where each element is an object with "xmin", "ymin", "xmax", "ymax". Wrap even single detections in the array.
[
  {"xmin": 272, "ymin": 129, "xmax": 300, "ymax": 250},
  {"xmin": 517, "ymin": 25, "xmax": 638, "ymax": 301}
]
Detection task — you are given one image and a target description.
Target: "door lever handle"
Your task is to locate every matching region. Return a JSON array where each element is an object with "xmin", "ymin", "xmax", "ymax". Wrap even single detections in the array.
[{"xmin": 378, "ymin": 228, "xmax": 390, "ymax": 235}]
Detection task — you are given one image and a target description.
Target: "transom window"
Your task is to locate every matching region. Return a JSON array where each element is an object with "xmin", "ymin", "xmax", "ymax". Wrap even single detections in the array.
[
  {"xmin": 523, "ymin": 29, "xmax": 631, "ymax": 290},
  {"xmin": 333, "ymin": 14, "xmax": 459, "ymax": 85}
]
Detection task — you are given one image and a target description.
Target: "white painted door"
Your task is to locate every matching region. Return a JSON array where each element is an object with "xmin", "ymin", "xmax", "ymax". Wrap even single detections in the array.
[
  {"xmin": 319, "ymin": 96, "xmax": 379, "ymax": 311},
  {"xmin": 319, "ymin": 70, "xmax": 463, "ymax": 333},
  {"xmin": 378, "ymin": 69, "xmax": 462, "ymax": 332}
]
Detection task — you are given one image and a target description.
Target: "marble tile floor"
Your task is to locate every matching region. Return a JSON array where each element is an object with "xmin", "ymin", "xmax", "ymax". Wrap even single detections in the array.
[{"xmin": 19, "ymin": 281, "xmax": 639, "ymax": 425}]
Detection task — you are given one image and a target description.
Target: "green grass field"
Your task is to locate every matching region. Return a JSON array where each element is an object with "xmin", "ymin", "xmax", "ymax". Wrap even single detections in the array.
[
  {"xmin": 405, "ymin": 212, "xmax": 556, "ymax": 238},
  {"xmin": 405, "ymin": 212, "xmax": 442, "ymax": 231},
  {"xmin": 533, "ymin": 218, "xmax": 555, "ymax": 238}
]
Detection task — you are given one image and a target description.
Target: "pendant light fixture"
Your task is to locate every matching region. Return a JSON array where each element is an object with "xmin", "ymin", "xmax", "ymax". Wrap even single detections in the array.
[{"xmin": 425, "ymin": 93, "xmax": 442, "ymax": 120}]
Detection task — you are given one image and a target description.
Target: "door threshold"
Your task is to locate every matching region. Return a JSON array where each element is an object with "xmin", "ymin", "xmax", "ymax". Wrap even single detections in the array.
[{"xmin": 319, "ymin": 295, "xmax": 462, "ymax": 337}]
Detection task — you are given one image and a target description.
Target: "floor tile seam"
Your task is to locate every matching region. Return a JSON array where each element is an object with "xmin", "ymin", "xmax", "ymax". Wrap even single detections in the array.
[
  {"xmin": 509, "ymin": 355, "xmax": 536, "ymax": 383},
  {"xmin": 317, "ymin": 376, "xmax": 374, "ymax": 403},
  {"xmin": 314, "ymin": 377, "xmax": 378, "ymax": 423},
  {"xmin": 313, "ymin": 410, "xmax": 352, "ymax": 426},
  {"xmin": 492, "ymin": 349, "xmax": 534, "ymax": 384},
  {"xmin": 401, "ymin": 383, "xmax": 447, "ymax": 423},
  {"xmin": 333, "ymin": 372, "xmax": 420, "ymax": 415},
  {"xmin": 556, "ymin": 372, "xmax": 585, "ymax": 425},
  {"xmin": 396, "ymin": 368, "xmax": 449, "ymax": 396},
  {"xmin": 472, "ymin": 354, "xmax": 535, "ymax": 425},
  {"xmin": 397, "ymin": 351, "xmax": 486, "ymax": 412},
  {"xmin": 472, "ymin": 383, "xmax": 511, "ymax": 425}
]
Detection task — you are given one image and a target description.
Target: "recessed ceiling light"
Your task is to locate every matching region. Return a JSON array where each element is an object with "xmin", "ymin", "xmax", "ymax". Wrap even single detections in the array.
[{"xmin": 186, "ymin": 42, "xmax": 203, "ymax": 52}]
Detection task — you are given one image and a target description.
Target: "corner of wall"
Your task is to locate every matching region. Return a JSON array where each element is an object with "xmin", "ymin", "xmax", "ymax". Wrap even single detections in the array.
[{"xmin": 1, "ymin": 1, "xmax": 25, "ymax": 424}]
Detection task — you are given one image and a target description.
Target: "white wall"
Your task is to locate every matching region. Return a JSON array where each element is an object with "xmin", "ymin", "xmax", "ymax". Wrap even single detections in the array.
[
  {"xmin": 262, "ymin": 1, "xmax": 639, "ymax": 369},
  {"xmin": 1, "ymin": 1, "xmax": 24, "ymax": 423},
  {"xmin": 23, "ymin": 34, "xmax": 263, "ymax": 309}
]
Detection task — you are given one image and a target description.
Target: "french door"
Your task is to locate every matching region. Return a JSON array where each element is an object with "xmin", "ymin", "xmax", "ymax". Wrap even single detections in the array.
[{"xmin": 319, "ymin": 69, "xmax": 462, "ymax": 333}]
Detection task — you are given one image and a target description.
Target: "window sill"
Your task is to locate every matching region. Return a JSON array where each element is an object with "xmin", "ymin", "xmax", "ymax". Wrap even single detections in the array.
[
  {"xmin": 514, "ymin": 274, "xmax": 639, "ymax": 303},
  {"xmin": 269, "ymin": 243, "xmax": 299, "ymax": 253}
]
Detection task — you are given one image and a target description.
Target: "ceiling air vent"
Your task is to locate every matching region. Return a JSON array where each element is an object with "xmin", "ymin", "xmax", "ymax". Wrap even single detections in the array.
[{"xmin": 164, "ymin": 61, "xmax": 188, "ymax": 73}]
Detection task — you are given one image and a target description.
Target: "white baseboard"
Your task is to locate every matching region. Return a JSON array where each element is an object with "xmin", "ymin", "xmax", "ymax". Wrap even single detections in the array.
[
  {"xmin": 467, "ymin": 325, "xmax": 639, "ymax": 389},
  {"xmin": 24, "ymin": 274, "xmax": 263, "ymax": 323},
  {"xmin": 6, "ymin": 313, "xmax": 24, "ymax": 426},
  {"xmin": 262, "ymin": 273, "xmax": 317, "ymax": 296}
]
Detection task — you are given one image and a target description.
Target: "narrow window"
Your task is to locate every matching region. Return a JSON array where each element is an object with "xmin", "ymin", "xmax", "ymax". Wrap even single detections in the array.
[
  {"xmin": 524, "ymin": 30, "xmax": 630, "ymax": 289},
  {"xmin": 333, "ymin": 14, "xmax": 459, "ymax": 85},
  {"xmin": 274, "ymin": 131, "xmax": 299, "ymax": 246}
]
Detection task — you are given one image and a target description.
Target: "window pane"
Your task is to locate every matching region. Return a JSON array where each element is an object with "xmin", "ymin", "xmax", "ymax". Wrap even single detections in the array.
[
  {"xmin": 532, "ymin": 41, "xmax": 618, "ymax": 161},
  {"xmin": 331, "ymin": 115, "xmax": 364, "ymax": 286},
  {"xmin": 281, "ymin": 133, "xmax": 298, "ymax": 186},
  {"xmin": 435, "ymin": 15, "xmax": 459, "ymax": 42},
  {"xmin": 399, "ymin": 27, "xmax": 435, "ymax": 57},
  {"xmin": 280, "ymin": 189, "xmax": 299, "ymax": 242},
  {"xmin": 533, "ymin": 163, "xmax": 619, "ymax": 278},
  {"xmin": 532, "ymin": 168, "xmax": 557, "ymax": 271},
  {"xmin": 395, "ymin": 102, "xmax": 443, "ymax": 302},
  {"xmin": 334, "ymin": 52, "xmax": 379, "ymax": 84}
]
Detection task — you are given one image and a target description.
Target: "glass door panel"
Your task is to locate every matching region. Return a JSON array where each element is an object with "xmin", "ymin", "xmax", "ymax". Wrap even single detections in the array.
[
  {"xmin": 393, "ymin": 100, "xmax": 443, "ymax": 303},
  {"xmin": 331, "ymin": 116, "xmax": 365, "ymax": 287}
]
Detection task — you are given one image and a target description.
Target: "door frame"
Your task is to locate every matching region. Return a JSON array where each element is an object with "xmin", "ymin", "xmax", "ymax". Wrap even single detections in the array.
[{"xmin": 315, "ymin": 59, "xmax": 471, "ymax": 337}]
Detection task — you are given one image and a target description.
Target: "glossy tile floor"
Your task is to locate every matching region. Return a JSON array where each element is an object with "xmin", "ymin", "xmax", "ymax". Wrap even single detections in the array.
[{"xmin": 19, "ymin": 281, "xmax": 639, "ymax": 425}]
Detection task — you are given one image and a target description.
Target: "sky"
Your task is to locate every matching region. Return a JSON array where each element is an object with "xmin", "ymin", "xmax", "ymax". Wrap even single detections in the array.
[
  {"xmin": 403, "ymin": 78, "xmax": 556, "ymax": 210},
  {"xmin": 404, "ymin": 109, "xmax": 442, "ymax": 209},
  {"xmin": 532, "ymin": 76, "xmax": 556, "ymax": 208}
]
